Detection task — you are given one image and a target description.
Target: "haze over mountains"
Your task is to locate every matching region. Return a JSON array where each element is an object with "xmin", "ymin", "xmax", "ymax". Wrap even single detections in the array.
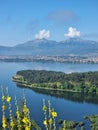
[{"xmin": 0, "ymin": 38, "xmax": 98, "ymax": 56}]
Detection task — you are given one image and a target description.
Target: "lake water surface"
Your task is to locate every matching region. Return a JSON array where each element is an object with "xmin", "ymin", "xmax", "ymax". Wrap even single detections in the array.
[{"xmin": 0, "ymin": 61, "xmax": 98, "ymax": 129}]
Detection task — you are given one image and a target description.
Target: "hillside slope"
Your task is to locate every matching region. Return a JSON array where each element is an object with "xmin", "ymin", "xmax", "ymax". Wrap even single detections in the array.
[{"xmin": 0, "ymin": 38, "xmax": 98, "ymax": 56}]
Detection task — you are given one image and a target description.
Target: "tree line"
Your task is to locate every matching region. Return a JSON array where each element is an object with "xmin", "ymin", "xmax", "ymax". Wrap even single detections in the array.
[{"xmin": 14, "ymin": 70, "xmax": 98, "ymax": 94}]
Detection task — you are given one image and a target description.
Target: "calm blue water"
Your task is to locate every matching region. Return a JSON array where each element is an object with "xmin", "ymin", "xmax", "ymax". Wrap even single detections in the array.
[{"xmin": 0, "ymin": 61, "xmax": 98, "ymax": 129}]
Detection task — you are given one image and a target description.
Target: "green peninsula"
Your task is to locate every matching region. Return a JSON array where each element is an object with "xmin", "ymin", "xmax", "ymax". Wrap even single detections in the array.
[{"xmin": 12, "ymin": 70, "xmax": 98, "ymax": 94}]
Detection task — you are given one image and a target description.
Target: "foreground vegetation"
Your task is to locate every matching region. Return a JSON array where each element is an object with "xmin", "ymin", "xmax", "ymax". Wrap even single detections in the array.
[
  {"xmin": 0, "ymin": 86, "xmax": 98, "ymax": 130},
  {"xmin": 13, "ymin": 70, "xmax": 98, "ymax": 94}
]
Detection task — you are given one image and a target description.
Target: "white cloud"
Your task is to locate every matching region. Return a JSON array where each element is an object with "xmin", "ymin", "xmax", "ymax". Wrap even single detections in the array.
[
  {"xmin": 64, "ymin": 27, "xmax": 81, "ymax": 38},
  {"xmin": 35, "ymin": 29, "xmax": 50, "ymax": 39}
]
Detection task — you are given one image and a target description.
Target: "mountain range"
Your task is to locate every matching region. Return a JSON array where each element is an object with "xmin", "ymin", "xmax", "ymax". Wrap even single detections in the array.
[{"xmin": 0, "ymin": 38, "xmax": 98, "ymax": 56}]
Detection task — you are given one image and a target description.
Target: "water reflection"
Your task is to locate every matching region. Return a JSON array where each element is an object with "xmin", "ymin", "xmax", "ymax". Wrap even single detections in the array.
[{"xmin": 17, "ymin": 84, "xmax": 98, "ymax": 104}]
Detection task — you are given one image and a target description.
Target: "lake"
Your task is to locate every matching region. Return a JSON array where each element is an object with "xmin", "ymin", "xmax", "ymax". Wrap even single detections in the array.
[{"xmin": 0, "ymin": 61, "xmax": 98, "ymax": 129}]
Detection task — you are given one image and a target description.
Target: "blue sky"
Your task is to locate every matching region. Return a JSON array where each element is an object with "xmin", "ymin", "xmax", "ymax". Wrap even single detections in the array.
[{"xmin": 0, "ymin": 0, "xmax": 98, "ymax": 46}]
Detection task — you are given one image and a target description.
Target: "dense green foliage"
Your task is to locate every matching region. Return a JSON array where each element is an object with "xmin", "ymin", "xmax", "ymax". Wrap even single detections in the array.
[
  {"xmin": 13, "ymin": 70, "xmax": 98, "ymax": 94},
  {"xmin": 17, "ymin": 70, "xmax": 65, "ymax": 83}
]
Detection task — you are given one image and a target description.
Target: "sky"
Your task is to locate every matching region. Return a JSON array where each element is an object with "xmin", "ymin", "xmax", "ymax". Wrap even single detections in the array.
[{"xmin": 0, "ymin": 0, "xmax": 98, "ymax": 46}]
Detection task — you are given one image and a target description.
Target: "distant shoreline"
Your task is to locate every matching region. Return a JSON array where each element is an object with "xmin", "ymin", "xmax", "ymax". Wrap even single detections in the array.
[{"xmin": 1, "ymin": 55, "xmax": 98, "ymax": 64}]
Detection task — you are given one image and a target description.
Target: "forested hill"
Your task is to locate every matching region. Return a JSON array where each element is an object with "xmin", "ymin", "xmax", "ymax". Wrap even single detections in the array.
[
  {"xmin": 13, "ymin": 70, "xmax": 98, "ymax": 94},
  {"xmin": 16, "ymin": 70, "xmax": 65, "ymax": 83}
]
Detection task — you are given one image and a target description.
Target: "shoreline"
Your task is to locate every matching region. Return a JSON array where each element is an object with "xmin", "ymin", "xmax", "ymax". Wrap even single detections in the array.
[
  {"xmin": 1, "ymin": 55, "xmax": 98, "ymax": 64},
  {"xmin": 12, "ymin": 75, "xmax": 98, "ymax": 104},
  {"xmin": 12, "ymin": 70, "xmax": 98, "ymax": 96},
  {"xmin": 12, "ymin": 78, "xmax": 82, "ymax": 93}
]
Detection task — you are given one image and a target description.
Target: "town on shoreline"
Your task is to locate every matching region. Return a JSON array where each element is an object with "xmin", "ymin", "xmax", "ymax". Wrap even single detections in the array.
[{"xmin": 0, "ymin": 55, "xmax": 98, "ymax": 64}]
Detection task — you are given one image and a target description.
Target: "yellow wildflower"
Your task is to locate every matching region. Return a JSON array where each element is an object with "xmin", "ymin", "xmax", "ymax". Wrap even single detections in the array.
[
  {"xmin": 51, "ymin": 111, "xmax": 57, "ymax": 117},
  {"xmin": 2, "ymin": 105, "xmax": 6, "ymax": 111},
  {"xmin": 2, "ymin": 123, "xmax": 7, "ymax": 128},
  {"xmin": 6, "ymin": 96, "xmax": 11, "ymax": 102},
  {"xmin": 43, "ymin": 120, "xmax": 47, "ymax": 125},
  {"xmin": 48, "ymin": 118, "xmax": 53, "ymax": 124},
  {"xmin": 22, "ymin": 117, "xmax": 29, "ymax": 124},
  {"xmin": 2, "ymin": 95, "xmax": 6, "ymax": 101},
  {"xmin": 23, "ymin": 106, "xmax": 29, "ymax": 113},
  {"xmin": 2, "ymin": 117, "xmax": 7, "ymax": 123},
  {"xmin": 2, "ymin": 117, "xmax": 7, "ymax": 128},
  {"xmin": 16, "ymin": 111, "xmax": 20, "ymax": 118},
  {"xmin": 10, "ymin": 121, "xmax": 15, "ymax": 127},
  {"xmin": 25, "ymin": 126, "xmax": 30, "ymax": 130},
  {"xmin": 42, "ymin": 105, "xmax": 47, "ymax": 111}
]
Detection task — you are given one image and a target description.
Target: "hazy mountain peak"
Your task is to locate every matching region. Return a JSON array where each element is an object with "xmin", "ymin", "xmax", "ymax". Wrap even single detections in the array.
[
  {"xmin": 0, "ymin": 38, "xmax": 98, "ymax": 56},
  {"xmin": 34, "ymin": 38, "xmax": 49, "ymax": 43},
  {"xmin": 61, "ymin": 37, "xmax": 83, "ymax": 43}
]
